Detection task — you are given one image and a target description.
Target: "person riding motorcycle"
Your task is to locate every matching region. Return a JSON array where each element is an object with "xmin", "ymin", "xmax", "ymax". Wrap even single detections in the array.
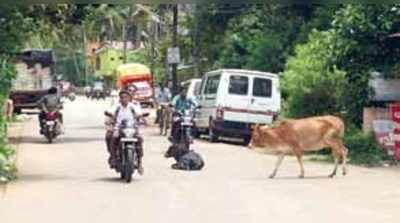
[
  {"xmin": 38, "ymin": 87, "xmax": 63, "ymax": 134},
  {"xmin": 105, "ymin": 90, "xmax": 145, "ymax": 175},
  {"xmin": 169, "ymin": 87, "xmax": 197, "ymax": 143}
]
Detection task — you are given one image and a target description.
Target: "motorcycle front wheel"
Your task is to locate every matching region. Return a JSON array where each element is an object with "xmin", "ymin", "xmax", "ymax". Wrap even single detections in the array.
[{"xmin": 123, "ymin": 148, "xmax": 135, "ymax": 183}]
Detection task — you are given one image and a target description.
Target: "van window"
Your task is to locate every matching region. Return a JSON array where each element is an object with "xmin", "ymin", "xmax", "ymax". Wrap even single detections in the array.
[
  {"xmin": 253, "ymin": 78, "xmax": 272, "ymax": 97},
  {"xmin": 229, "ymin": 75, "xmax": 248, "ymax": 95},
  {"xmin": 204, "ymin": 75, "xmax": 220, "ymax": 94},
  {"xmin": 194, "ymin": 81, "xmax": 201, "ymax": 96}
]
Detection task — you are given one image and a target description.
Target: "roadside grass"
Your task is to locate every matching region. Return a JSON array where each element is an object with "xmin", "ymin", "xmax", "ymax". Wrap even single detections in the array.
[
  {"xmin": 306, "ymin": 128, "xmax": 396, "ymax": 167},
  {"xmin": 0, "ymin": 114, "xmax": 19, "ymax": 183},
  {"xmin": 0, "ymin": 144, "xmax": 17, "ymax": 183}
]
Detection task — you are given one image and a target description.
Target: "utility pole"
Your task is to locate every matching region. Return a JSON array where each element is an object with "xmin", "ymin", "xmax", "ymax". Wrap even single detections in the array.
[
  {"xmin": 123, "ymin": 6, "xmax": 132, "ymax": 64},
  {"xmin": 150, "ymin": 21, "xmax": 157, "ymax": 84},
  {"xmin": 171, "ymin": 4, "xmax": 178, "ymax": 96},
  {"xmin": 82, "ymin": 24, "xmax": 88, "ymax": 86},
  {"xmin": 122, "ymin": 23, "xmax": 127, "ymax": 63},
  {"xmin": 193, "ymin": 4, "xmax": 201, "ymax": 78}
]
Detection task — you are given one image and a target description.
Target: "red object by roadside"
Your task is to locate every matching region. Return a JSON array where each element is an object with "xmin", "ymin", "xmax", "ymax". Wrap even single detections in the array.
[{"xmin": 390, "ymin": 103, "xmax": 400, "ymax": 160}]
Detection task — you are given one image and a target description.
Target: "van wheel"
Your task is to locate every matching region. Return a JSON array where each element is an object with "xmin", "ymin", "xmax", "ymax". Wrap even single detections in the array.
[
  {"xmin": 208, "ymin": 120, "xmax": 219, "ymax": 143},
  {"xmin": 14, "ymin": 108, "xmax": 21, "ymax": 114},
  {"xmin": 193, "ymin": 128, "xmax": 201, "ymax": 139},
  {"xmin": 243, "ymin": 135, "xmax": 251, "ymax": 146}
]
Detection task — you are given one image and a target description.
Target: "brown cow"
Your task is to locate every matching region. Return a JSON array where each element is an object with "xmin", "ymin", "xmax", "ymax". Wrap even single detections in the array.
[{"xmin": 249, "ymin": 116, "xmax": 348, "ymax": 178}]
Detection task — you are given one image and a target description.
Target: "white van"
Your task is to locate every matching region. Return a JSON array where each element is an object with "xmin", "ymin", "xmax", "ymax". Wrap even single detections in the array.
[
  {"xmin": 182, "ymin": 78, "xmax": 202, "ymax": 104},
  {"xmin": 196, "ymin": 69, "xmax": 281, "ymax": 144}
]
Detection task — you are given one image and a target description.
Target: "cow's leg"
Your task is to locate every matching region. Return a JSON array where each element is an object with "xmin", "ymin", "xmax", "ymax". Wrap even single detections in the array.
[
  {"xmin": 269, "ymin": 153, "xmax": 285, "ymax": 179},
  {"xmin": 341, "ymin": 146, "xmax": 348, "ymax": 176},
  {"xmin": 294, "ymin": 154, "xmax": 305, "ymax": 178},
  {"xmin": 329, "ymin": 155, "xmax": 339, "ymax": 178},
  {"xmin": 326, "ymin": 139, "xmax": 346, "ymax": 178}
]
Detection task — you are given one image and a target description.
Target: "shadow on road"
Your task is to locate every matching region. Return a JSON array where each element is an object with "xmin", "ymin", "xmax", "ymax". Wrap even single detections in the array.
[
  {"xmin": 271, "ymin": 175, "xmax": 332, "ymax": 180},
  {"xmin": 91, "ymin": 177, "xmax": 142, "ymax": 184},
  {"xmin": 196, "ymin": 137, "xmax": 245, "ymax": 147},
  {"xmin": 15, "ymin": 136, "xmax": 102, "ymax": 144},
  {"xmin": 17, "ymin": 173, "xmax": 76, "ymax": 182},
  {"xmin": 72, "ymin": 125, "xmax": 104, "ymax": 130}
]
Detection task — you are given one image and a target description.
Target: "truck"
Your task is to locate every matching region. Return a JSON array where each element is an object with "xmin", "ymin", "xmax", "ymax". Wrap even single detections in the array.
[
  {"xmin": 116, "ymin": 63, "xmax": 154, "ymax": 107},
  {"xmin": 9, "ymin": 49, "xmax": 55, "ymax": 114}
]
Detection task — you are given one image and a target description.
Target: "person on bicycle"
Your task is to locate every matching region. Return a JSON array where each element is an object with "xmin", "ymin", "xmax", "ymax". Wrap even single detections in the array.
[{"xmin": 154, "ymin": 82, "xmax": 172, "ymax": 124}]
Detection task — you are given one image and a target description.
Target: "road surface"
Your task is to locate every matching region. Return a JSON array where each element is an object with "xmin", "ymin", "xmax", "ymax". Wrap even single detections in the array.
[{"xmin": 1, "ymin": 97, "xmax": 399, "ymax": 223}]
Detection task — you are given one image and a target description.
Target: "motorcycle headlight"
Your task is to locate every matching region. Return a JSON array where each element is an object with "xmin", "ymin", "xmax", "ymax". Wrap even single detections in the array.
[
  {"xmin": 173, "ymin": 116, "xmax": 181, "ymax": 122},
  {"xmin": 122, "ymin": 128, "xmax": 137, "ymax": 138}
]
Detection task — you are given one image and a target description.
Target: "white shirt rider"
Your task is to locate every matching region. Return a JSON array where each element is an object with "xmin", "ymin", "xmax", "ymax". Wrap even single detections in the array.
[{"xmin": 112, "ymin": 101, "xmax": 143, "ymax": 131}]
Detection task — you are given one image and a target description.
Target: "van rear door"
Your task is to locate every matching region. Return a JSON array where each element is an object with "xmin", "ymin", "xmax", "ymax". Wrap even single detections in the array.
[
  {"xmin": 197, "ymin": 74, "xmax": 221, "ymax": 127},
  {"xmin": 222, "ymin": 74, "xmax": 251, "ymax": 123},
  {"xmin": 247, "ymin": 76, "xmax": 278, "ymax": 124}
]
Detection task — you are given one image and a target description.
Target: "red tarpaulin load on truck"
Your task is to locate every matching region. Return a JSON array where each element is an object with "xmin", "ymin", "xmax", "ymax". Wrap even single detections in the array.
[{"xmin": 116, "ymin": 63, "xmax": 154, "ymax": 107}]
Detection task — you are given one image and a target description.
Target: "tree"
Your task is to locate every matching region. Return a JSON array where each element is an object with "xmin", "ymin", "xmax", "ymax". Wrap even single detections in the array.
[{"xmin": 282, "ymin": 31, "xmax": 346, "ymax": 118}]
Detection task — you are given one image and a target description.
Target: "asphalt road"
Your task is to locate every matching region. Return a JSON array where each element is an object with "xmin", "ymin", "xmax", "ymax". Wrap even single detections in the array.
[{"xmin": 1, "ymin": 97, "xmax": 399, "ymax": 223}]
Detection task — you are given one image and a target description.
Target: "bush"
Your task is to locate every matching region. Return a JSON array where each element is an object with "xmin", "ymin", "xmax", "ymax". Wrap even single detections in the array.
[
  {"xmin": 0, "ymin": 61, "xmax": 16, "ymax": 182},
  {"xmin": 282, "ymin": 31, "xmax": 347, "ymax": 118},
  {"xmin": 344, "ymin": 127, "xmax": 392, "ymax": 166}
]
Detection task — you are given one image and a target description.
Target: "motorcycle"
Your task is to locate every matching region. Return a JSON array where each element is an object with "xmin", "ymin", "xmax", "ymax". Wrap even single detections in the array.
[
  {"xmin": 171, "ymin": 107, "xmax": 198, "ymax": 150},
  {"xmin": 43, "ymin": 111, "xmax": 62, "ymax": 143},
  {"xmin": 92, "ymin": 90, "xmax": 105, "ymax": 100},
  {"xmin": 106, "ymin": 113, "xmax": 149, "ymax": 183},
  {"xmin": 117, "ymin": 119, "xmax": 140, "ymax": 182}
]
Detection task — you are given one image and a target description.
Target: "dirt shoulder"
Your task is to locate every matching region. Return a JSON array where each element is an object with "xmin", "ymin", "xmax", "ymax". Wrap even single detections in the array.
[{"xmin": 0, "ymin": 117, "xmax": 30, "ymax": 199}]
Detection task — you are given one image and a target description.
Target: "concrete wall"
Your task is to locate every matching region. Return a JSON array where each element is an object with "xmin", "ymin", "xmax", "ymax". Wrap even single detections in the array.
[{"xmin": 363, "ymin": 107, "xmax": 391, "ymax": 133}]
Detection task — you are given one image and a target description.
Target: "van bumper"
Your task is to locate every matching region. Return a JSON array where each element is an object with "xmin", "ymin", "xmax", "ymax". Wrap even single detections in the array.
[{"xmin": 212, "ymin": 120, "xmax": 252, "ymax": 137}]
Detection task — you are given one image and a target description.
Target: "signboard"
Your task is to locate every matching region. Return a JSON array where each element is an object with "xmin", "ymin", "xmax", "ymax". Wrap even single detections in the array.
[
  {"xmin": 373, "ymin": 120, "xmax": 395, "ymax": 156},
  {"xmin": 390, "ymin": 103, "xmax": 400, "ymax": 160},
  {"xmin": 167, "ymin": 47, "xmax": 180, "ymax": 64}
]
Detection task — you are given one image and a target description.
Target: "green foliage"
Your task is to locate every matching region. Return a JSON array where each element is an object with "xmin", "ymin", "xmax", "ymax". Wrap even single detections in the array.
[
  {"xmin": 213, "ymin": 5, "xmax": 338, "ymax": 73},
  {"xmin": 282, "ymin": 31, "xmax": 346, "ymax": 118},
  {"xmin": 330, "ymin": 5, "xmax": 400, "ymax": 125},
  {"xmin": 344, "ymin": 127, "xmax": 391, "ymax": 166},
  {"xmin": 0, "ymin": 63, "xmax": 16, "ymax": 182}
]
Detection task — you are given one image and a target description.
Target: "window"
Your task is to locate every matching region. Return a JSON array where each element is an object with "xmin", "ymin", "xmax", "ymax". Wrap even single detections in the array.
[
  {"xmin": 253, "ymin": 78, "xmax": 272, "ymax": 97},
  {"xmin": 204, "ymin": 75, "xmax": 221, "ymax": 94},
  {"xmin": 194, "ymin": 81, "xmax": 201, "ymax": 96},
  {"xmin": 229, "ymin": 75, "xmax": 248, "ymax": 95}
]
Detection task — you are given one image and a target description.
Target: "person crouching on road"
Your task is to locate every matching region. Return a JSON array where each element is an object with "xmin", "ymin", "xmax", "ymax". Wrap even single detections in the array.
[{"xmin": 105, "ymin": 90, "xmax": 145, "ymax": 175}]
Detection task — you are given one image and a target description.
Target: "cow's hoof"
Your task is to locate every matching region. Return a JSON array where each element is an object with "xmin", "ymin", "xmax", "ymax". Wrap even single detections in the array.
[
  {"xmin": 328, "ymin": 173, "xmax": 336, "ymax": 178},
  {"xmin": 342, "ymin": 170, "xmax": 347, "ymax": 176},
  {"xmin": 298, "ymin": 174, "xmax": 305, "ymax": 179},
  {"xmin": 268, "ymin": 174, "xmax": 275, "ymax": 179}
]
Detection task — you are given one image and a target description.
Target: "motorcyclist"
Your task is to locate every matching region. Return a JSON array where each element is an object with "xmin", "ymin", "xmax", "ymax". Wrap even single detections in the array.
[
  {"xmin": 169, "ymin": 87, "xmax": 197, "ymax": 143},
  {"xmin": 37, "ymin": 87, "xmax": 63, "ymax": 134},
  {"xmin": 106, "ymin": 90, "xmax": 145, "ymax": 175}
]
